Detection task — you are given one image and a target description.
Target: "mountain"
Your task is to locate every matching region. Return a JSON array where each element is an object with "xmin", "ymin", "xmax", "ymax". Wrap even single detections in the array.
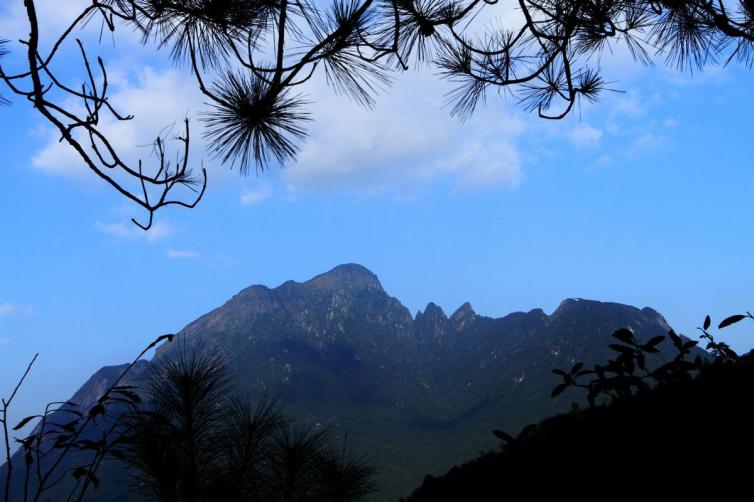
[{"xmin": 3, "ymin": 264, "xmax": 696, "ymax": 501}]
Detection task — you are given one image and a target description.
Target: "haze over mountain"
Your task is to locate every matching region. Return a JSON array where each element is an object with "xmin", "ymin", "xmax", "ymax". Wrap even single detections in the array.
[{"xmin": 4, "ymin": 264, "xmax": 693, "ymax": 500}]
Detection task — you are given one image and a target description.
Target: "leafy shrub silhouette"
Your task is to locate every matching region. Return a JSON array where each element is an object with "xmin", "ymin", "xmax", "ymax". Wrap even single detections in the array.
[
  {"xmin": 1, "ymin": 334, "xmax": 173, "ymax": 502},
  {"xmin": 403, "ymin": 312, "xmax": 754, "ymax": 500},
  {"xmin": 1, "ymin": 337, "xmax": 374, "ymax": 502},
  {"xmin": 119, "ymin": 346, "xmax": 375, "ymax": 502}
]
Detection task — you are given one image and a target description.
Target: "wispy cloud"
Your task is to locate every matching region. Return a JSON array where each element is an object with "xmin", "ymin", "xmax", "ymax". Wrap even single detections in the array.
[
  {"xmin": 0, "ymin": 303, "xmax": 34, "ymax": 318},
  {"xmin": 286, "ymin": 71, "xmax": 526, "ymax": 193},
  {"xmin": 240, "ymin": 183, "xmax": 273, "ymax": 206},
  {"xmin": 0, "ymin": 0, "xmax": 90, "ymax": 42},
  {"xmin": 95, "ymin": 220, "xmax": 173, "ymax": 243},
  {"xmin": 20, "ymin": 14, "xmax": 698, "ymax": 197},
  {"xmin": 166, "ymin": 249, "xmax": 200, "ymax": 259},
  {"xmin": 570, "ymin": 123, "xmax": 603, "ymax": 149},
  {"xmin": 31, "ymin": 67, "xmax": 207, "ymax": 179}
]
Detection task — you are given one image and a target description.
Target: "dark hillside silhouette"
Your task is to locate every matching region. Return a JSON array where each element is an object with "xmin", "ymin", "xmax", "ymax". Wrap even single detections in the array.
[{"xmin": 404, "ymin": 315, "xmax": 754, "ymax": 500}]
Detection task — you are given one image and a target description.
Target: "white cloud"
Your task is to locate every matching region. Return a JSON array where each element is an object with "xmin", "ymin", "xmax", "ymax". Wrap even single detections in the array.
[
  {"xmin": 240, "ymin": 183, "xmax": 273, "ymax": 206},
  {"xmin": 586, "ymin": 125, "xmax": 670, "ymax": 170},
  {"xmin": 166, "ymin": 249, "xmax": 200, "ymax": 259},
  {"xmin": 663, "ymin": 117, "xmax": 679, "ymax": 128},
  {"xmin": 570, "ymin": 124, "xmax": 603, "ymax": 148},
  {"xmin": 16, "ymin": 0, "xmax": 684, "ymax": 198},
  {"xmin": 32, "ymin": 67, "xmax": 207, "ymax": 180},
  {"xmin": 434, "ymin": 136, "xmax": 522, "ymax": 189},
  {"xmin": 609, "ymin": 93, "xmax": 646, "ymax": 118},
  {"xmin": 96, "ymin": 220, "xmax": 173, "ymax": 243},
  {"xmin": 19, "ymin": 3, "xmax": 696, "ymax": 197},
  {"xmin": 0, "ymin": 303, "xmax": 34, "ymax": 318},
  {"xmin": 287, "ymin": 70, "xmax": 526, "ymax": 193},
  {"xmin": 628, "ymin": 132, "xmax": 668, "ymax": 157},
  {"xmin": 0, "ymin": 0, "xmax": 91, "ymax": 43},
  {"xmin": 0, "ymin": 303, "xmax": 15, "ymax": 317},
  {"xmin": 25, "ymin": 58, "xmax": 530, "ymax": 197}
]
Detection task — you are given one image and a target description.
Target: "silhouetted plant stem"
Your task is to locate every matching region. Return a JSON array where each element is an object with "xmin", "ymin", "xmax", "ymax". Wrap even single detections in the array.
[{"xmin": 1, "ymin": 353, "xmax": 38, "ymax": 502}]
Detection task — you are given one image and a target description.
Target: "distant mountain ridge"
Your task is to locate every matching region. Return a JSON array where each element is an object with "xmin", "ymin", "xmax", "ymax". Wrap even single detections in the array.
[{"xmin": 5, "ymin": 264, "xmax": 695, "ymax": 501}]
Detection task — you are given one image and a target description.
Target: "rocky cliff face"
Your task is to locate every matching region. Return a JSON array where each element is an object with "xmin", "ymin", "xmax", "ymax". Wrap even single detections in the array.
[{"xmin": 13, "ymin": 264, "xmax": 694, "ymax": 501}]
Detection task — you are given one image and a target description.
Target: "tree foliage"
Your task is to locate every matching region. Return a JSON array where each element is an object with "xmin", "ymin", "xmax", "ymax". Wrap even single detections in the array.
[
  {"xmin": 0, "ymin": 334, "xmax": 174, "ymax": 502},
  {"xmin": 120, "ymin": 348, "xmax": 375, "ymax": 502},
  {"xmin": 1, "ymin": 337, "xmax": 375, "ymax": 502},
  {"xmin": 404, "ymin": 311, "xmax": 754, "ymax": 500},
  {"xmin": 2, "ymin": 0, "xmax": 754, "ymax": 225}
]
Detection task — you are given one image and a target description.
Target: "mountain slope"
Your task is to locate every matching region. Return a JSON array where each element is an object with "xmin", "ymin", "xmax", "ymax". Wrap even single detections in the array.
[{"xmin": 4, "ymin": 264, "xmax": 697, "ymax": 501}]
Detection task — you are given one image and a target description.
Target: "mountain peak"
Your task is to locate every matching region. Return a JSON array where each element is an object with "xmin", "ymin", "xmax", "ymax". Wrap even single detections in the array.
[
  {"xmin": 450, "ymin": 302, "xmax": 476, "ymax": 331},
  {"xmin": 305, "ymin": 263, "xmax": 383, "ymax": 291},
  {"xmin": 551, "ymin": 298, "xmax": 594, "ymax": 316},
  {"xmin": 420, "ymin": 302, "xmax": 447, "ymax": 319}
]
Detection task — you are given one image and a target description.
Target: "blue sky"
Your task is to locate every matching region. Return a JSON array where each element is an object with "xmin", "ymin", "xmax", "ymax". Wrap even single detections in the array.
[{"xmin": 1, "ymin": 1, "xmax": 754, "ymax": 433}]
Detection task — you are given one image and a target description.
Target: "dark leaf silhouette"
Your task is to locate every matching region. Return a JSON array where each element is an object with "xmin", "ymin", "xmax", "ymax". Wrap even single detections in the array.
[
  {"xmin": 147, "ymin": 334, "xmax": 175, "ymax": 350},
  {"xmin": 492, "ymin": 430, "xmax": 513, "ymax": 442},
  {"xmin": 551, "ymin": 383, "xmax": 568, "ymax": 398},
  {"xmin": 612, "ymin": 329, "xmax": 636, "ymax": 345},
  {"xmin": 11, "ymin": 416, "xmax": 38, "ymax": 431},
  {"xmin": 718, "ymin": 314, "xmax": 747, "ymax": 329},
  {"xmin": 609, "ymin": 344, "xmax": 635, "ymax": 354}
]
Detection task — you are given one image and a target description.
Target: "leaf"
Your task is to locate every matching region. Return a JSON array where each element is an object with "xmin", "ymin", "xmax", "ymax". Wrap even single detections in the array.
[
  {"xmin": 551, "ymin": 383, "xmax": 568, "ymax": 398},
  {"xmin": 13, "ymin": 415, "xmax": 38, "ymax": 431},
  {"xmin": 718, "ymin": 314, "xmax": 747, "ymax": 329},
  {"xmin": 520, "ymin": 424, "xmax": 537, "ymax": 437},
  {"xmin": 571, "ymin": 362, "xmax": 584, "ymax": 374},
  {"xmin": 76, "ymin": 439, "xmax": 104, "ymax": 451},
  {"xmin": 53, "ymin": 434, "xmax": 72, "ymax": 449},
  {"xmin": 612, "ymin": 328, "xmax": 635, "ymax": 345},
  {"xmin": 88, "ymin": 404, "xmax": 105, "ymax": 419},
  {"xmin": 682, "ymin": 340, "xmax": 698, "ymax": 350},
  {"xmin": 587, "ymin": 393, "xmax": 596, "ymax": 407},
  {"xmin": 56, "ymin": 419, "xmax": 80, "ymax": 433},
  {"xmin": 624, "ymin": 357, "xmax": 635, "ymax": 375},
  {"xmin": 492, "ymin": 429, "xmax": 513, "ymax": 442},
  {"xmin": 637, "ymin": 353, "xmax": 647, "ymax": 371},
  {"xmin": 72, "ymin": 467, "xmax": 87, "ymax": 480},
  {"xmin": 552, "ymin": 369, "xmax": 567, "ymax": 376},
  {"xmin": 112, "ymin": 389, "xmax": 141, "ymax": 404},
  {"xmin": 642, "ymin": 336, "xmax": 665, "ymax": 349},
  {"xmin": 703, "ymin": 315, "xmax": 711, "ymax": 330},
  {"xmin": 608, "ymin": 344, "xmax": 634, "ymax": 354},
  {"xmin": 88, "ymin": 471, "xmax": 100, "ymax": 488},
  {"xmin": 668, "ymin": 330, "xmax": 682, "ymax": 348},
  {"xmin": 148, "ymin": 333, "xmax": 175, "ymax": 349}
]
